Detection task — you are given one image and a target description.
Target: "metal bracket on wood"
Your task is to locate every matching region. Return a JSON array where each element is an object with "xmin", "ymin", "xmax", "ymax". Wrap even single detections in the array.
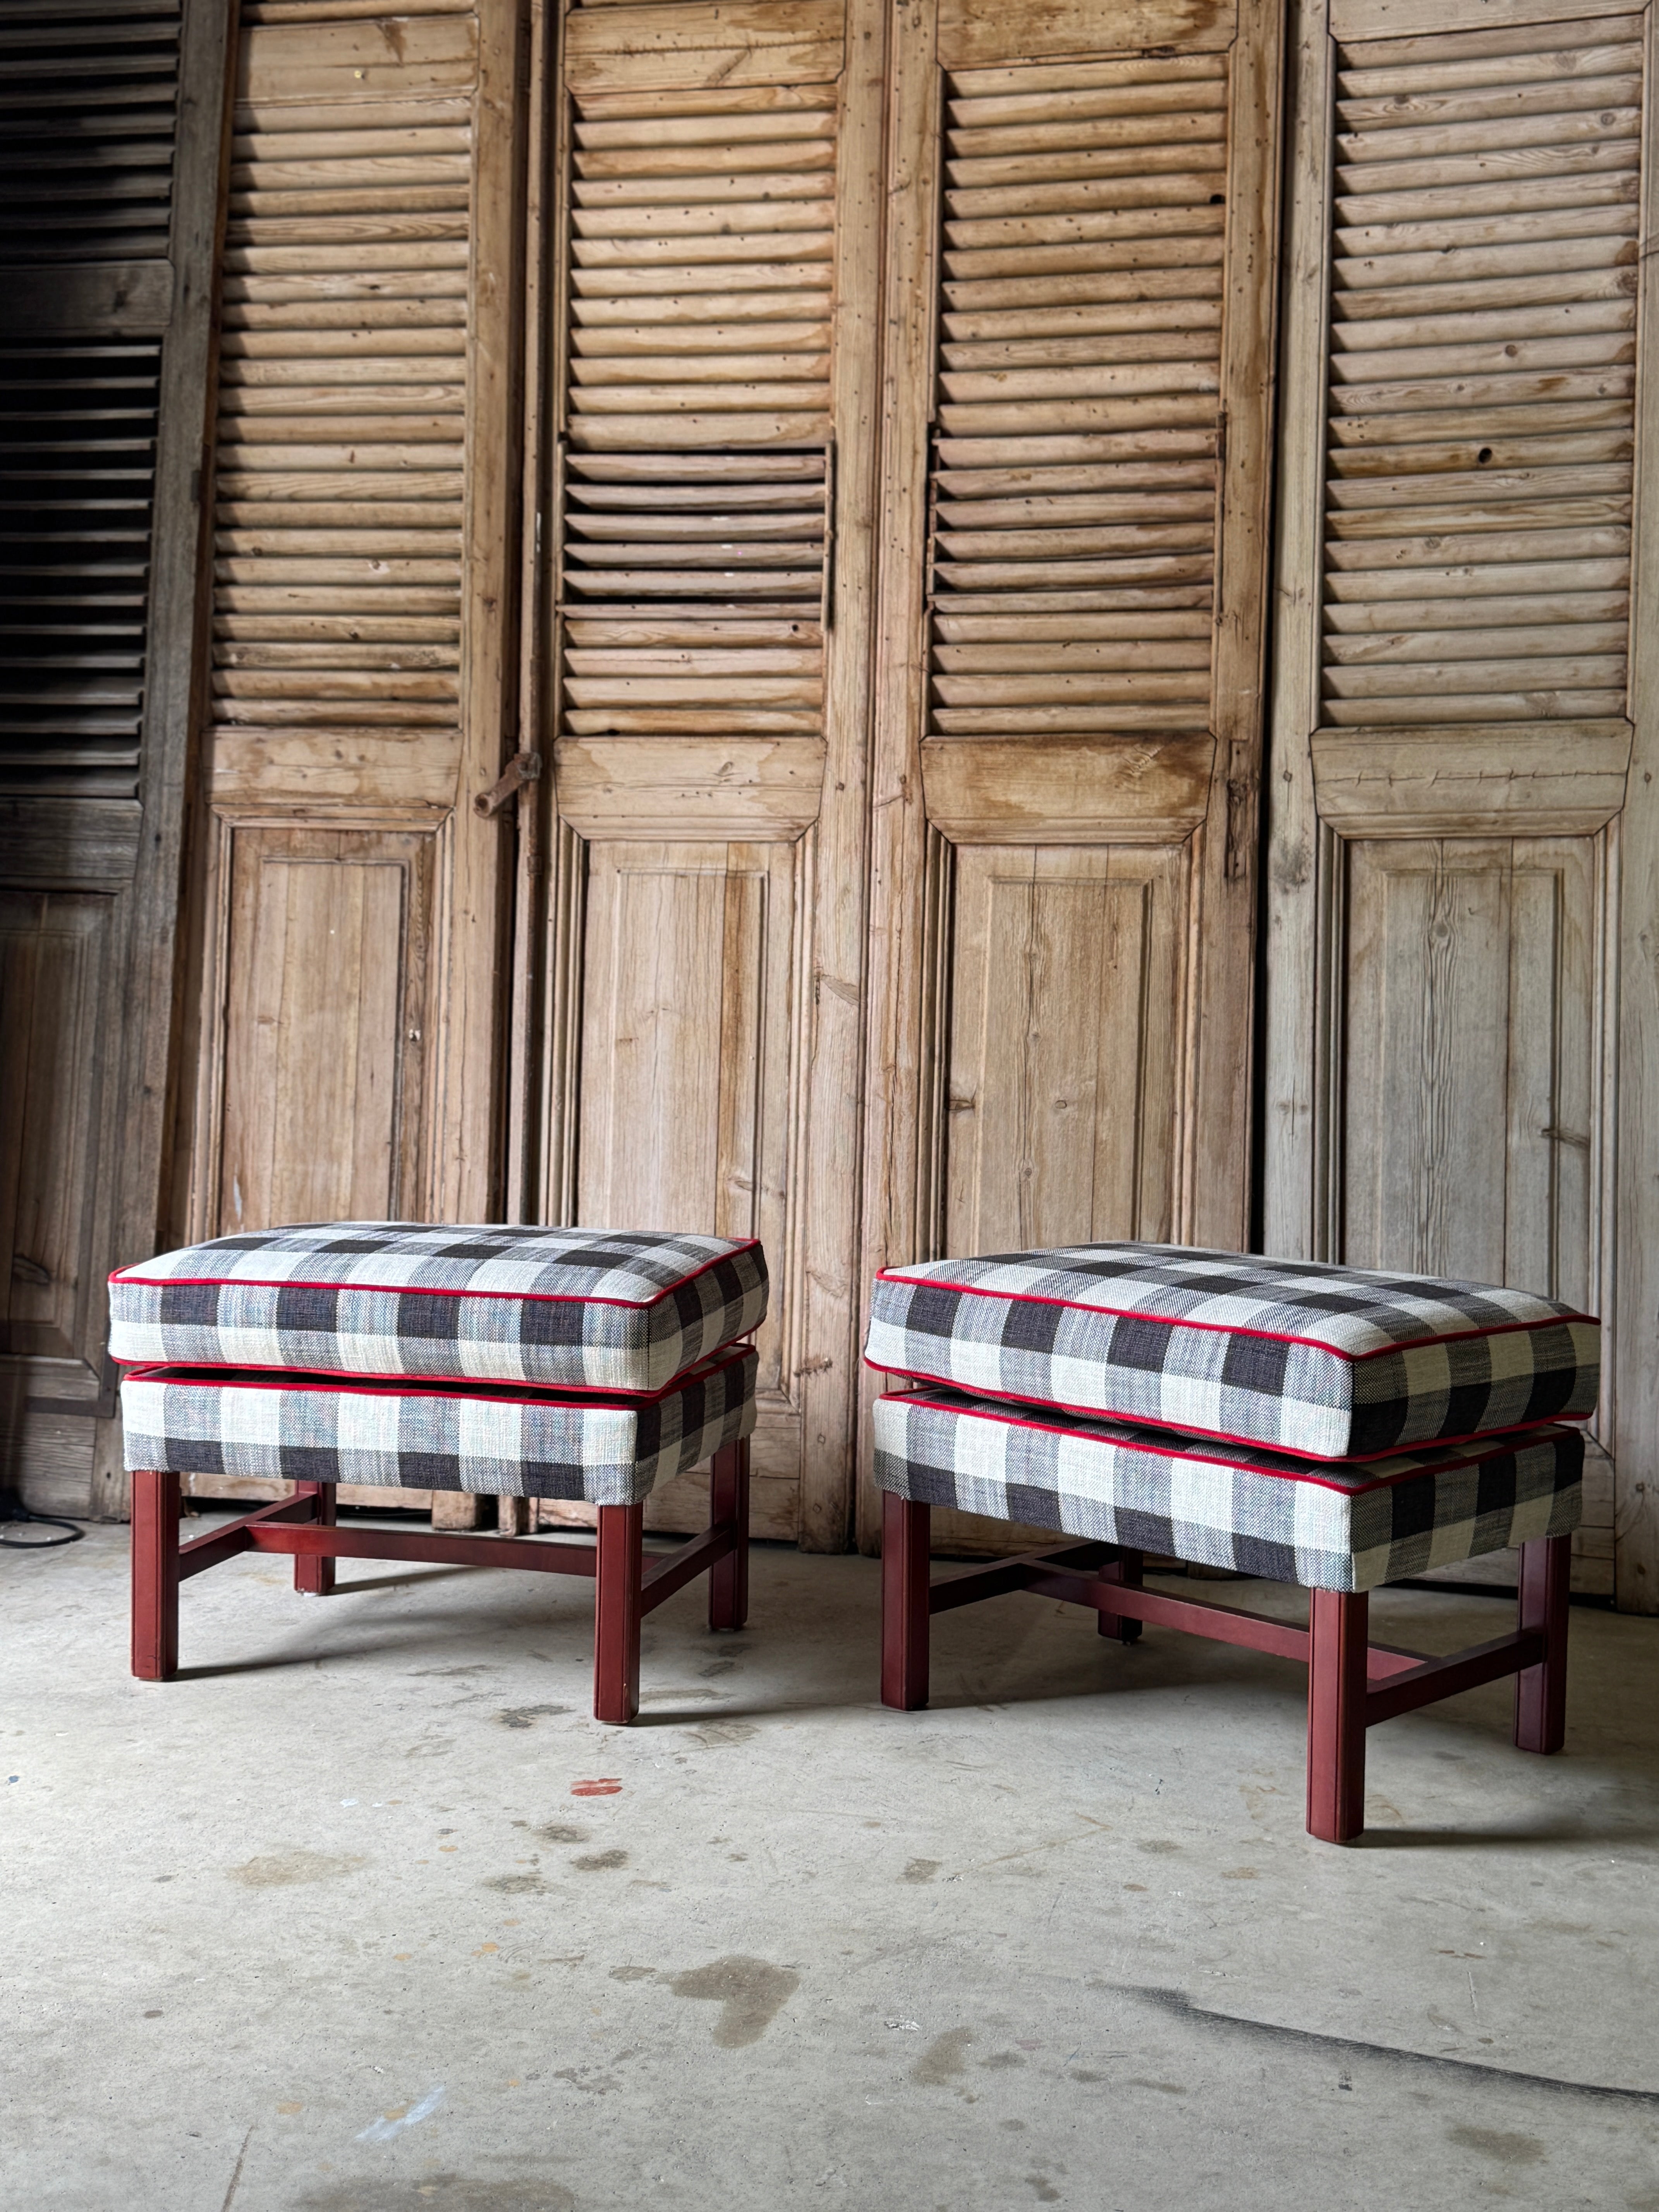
[{"xmin": 474, "ymin": 750, "xmax": 543, "ymax": 817}]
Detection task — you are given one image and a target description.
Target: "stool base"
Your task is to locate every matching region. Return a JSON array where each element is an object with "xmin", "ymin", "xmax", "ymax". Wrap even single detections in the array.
[
  {"xmin": 130, "ymin": 1439, "xmax": 751, "ymax": 1726},
  {"xmin": 879, "ymin": 1496, "xmax": 1571, "ymax": 1844}
]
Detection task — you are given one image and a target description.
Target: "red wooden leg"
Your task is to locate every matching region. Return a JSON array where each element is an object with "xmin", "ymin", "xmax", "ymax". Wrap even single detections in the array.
[
  {"xmin": 292, "ymin": 1480, "xmax": 336, "ymax": 1597},
  {"xmin": 1515, "ymin": 1532, "xmax": 1570, "ymax": 1755},
  {"xmin": 1307, "ymin": 1588, "xmax": 1368, "ymax": 1843},
  {"xmin": 594, "ymin": 1503, "xmax": 644, "ymax": 1725},
  {"xmin": 881, "ymin": 1493, "xmax": 931, "ymax": 1711},
  {"xmin": 131, "ymin": 1470, "xmax": 180, "ymax": 1681},
  {"xmin": 708, "ymin": 1438, "xmax": 750, "ymax": 1633},
  {"xmin": 1097, "ymin": 1547, "xmax": 1144, "ymax": 1643}
]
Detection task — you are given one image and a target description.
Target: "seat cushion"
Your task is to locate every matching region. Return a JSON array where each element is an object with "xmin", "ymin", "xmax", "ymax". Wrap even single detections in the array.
[
  {"xmin": 120, "ymin": 1346, "xmax": 758, "ymax": 1508},
  {"xmin": 873, "ymin": 1385, "xmax": 1583, "ymax": 1593},
  {"xmin": 110, "ymin": 1224, "xmax": 768, "ymax": 1395},
  {"xmin": 866, "ymin": 1243, "xmax": 1597, "ymax": 1461}
]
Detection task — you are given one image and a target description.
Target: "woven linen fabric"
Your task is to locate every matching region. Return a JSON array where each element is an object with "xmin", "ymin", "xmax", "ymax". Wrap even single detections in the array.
[
  {"xmin": 873, "ymin": 1386, "xmax": 1583, "ymax": 1593},
  {"xmin": 120, "ymin": 1346, "xmax": 758, "ymax": 1507},
  {"xmin": 865, "ymin": 1242, "xmax": 1597, "ymax": 1461},
  {"xmin": 109, "ymin": 1223, "xmax": 768, "ymax": 1395}
]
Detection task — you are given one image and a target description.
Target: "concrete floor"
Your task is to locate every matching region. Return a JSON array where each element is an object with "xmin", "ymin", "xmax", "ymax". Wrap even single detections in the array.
[{"xmin": 5, "ymin": 1520, "xmax": 1659, "ymax": 2212}]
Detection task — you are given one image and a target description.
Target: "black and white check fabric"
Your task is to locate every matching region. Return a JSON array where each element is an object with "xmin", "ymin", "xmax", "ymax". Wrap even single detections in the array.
[
  {"xmin": 873, "ymin": 1385, "xmax": 1583, "ymax": 1593},
  {"xmin": 866, "ymin": 1243, "xmax": 1597, "ymax": 1461},
  {"xmin": 121, "ymin": 1346, "xmax": 758, "ymax": 1507},
  {"xmin": 110, "ymin": 1224, "xmax": 768, "ymax": 1395}
]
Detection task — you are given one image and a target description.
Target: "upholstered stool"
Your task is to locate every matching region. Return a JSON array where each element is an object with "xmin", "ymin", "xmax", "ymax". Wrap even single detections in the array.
[
  {"xmin": 866, "ymin": 1244, "xmax": 1597, "ymax": 1843},
  {"xmin": 111, "ymin": 1224, "xmax": 768, "ymax": 1723}
]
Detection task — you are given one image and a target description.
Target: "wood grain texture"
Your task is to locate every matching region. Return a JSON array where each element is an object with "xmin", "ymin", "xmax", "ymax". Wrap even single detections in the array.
[
  {"xmin": 215, "ymin": 825, "xmax": 435, "ymax": 1230},
  {"xmin": 552, "ymin": 736, "xmax": 826, "ymax": 840},
  {"xmin": 1266, "ymin": 0, "xmax": 1643, "ymax": 1605},
  {"xmin": 859, "ymin": 0, "xmax": 1285, "ymax": 1551},
  {"xmin": 1262, "ymin": 0, "xmax": 1333, "ymax": 1262},
  {"xmin": 920, "ymin": 734, "xmax": 1215, "ymax": 841},
  {"xmin": 528, "ymin": 0, "xmax": 882, "ymax": 1550},
  {"xmin": 1310, "ymin": 722, "xmax": 1631, "ymax": 833},
  {"xmin": 945, "ymin": 844, "xmax": 1186, "ymax": 1250},
  {"xmin": 1341, "ymin": 836, "xmax": 1599, "ymax": 1298},
  {"xmin": 572, "ymin": 838, "xmax": 802, "ymax": 1529},
  {"xmin": 939, "ymin": 0, "xmax": 1235, "ymax": 65},
  {"xmin": 563, "ymin": 0, "xmax": 843, "ymax": 94},
  {"xmin": 0, "ymin": 893, "xmax": 116, "ymax": 1364},
  {"xmin": 1611, "ymin": 0, "xmax": 1659, "ymax": 1610},
  {"xmin": 181, "ymin": 0, "xmax": 526, "ymax": 1267},
  {"xmin": 1318, "ymin": 17, "xmax": 1641, "ymax": 731}
]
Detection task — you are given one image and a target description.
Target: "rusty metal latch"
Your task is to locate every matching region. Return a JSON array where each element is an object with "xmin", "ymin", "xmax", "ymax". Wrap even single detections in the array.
[{"xmin": 474, "ymin": 751, "xmax": 543, "ymax": 817}]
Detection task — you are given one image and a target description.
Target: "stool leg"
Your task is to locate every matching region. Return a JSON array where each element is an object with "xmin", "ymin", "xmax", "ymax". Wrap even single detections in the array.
[
  {"xmin": 1097, "ymin": 1546, "xmax": 1144, "ymax": 1643},
  {"xmin": 881, "ymin": 1494, "xmax": 931, "ymax": 1711},
  {"xmin": 708, "ymin": 1437, "xmax": 750, "ymax": 1633},
  {"xmin": 131, "ymin": 1470, "xmax": 180, "ymax": 1681},
  {"xmin": 1515, "ymin": 1532, "xmax": 1571, "ymax": 1755},
  {"xmin": 594, "ymin": 1503, "xmax": 644, "ymax": 1725},
  {"xmin": 292, "ymin": 1480, "xmax": 336, "ymax": 1597},
  {"xmin": 1307, "ymin": 1589, "xmax": 1368, "ymax": 1844}
]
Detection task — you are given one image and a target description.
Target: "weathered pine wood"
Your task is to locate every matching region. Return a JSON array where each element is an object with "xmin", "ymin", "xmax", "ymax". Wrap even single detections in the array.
[
  {"xmin": 1264, "ymin": 0, "xmax": 1636, "ymax": 1601},
  {"xmin": 1610, "ymin": 0, "xmax": 1659, "ymax": 1611},
  {"xmin": 859, "ymin": 0, "xmax": 1284, "ymax": 1555},
  {"xmin": 524, "ymin": 0, "xmax": 884, "ymax": 1549}
]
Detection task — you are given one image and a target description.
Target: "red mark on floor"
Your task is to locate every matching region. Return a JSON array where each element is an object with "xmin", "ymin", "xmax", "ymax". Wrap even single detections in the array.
[{"xmin": 571, "ymin": 1779, "xmax": 623, "ymax": 1798}]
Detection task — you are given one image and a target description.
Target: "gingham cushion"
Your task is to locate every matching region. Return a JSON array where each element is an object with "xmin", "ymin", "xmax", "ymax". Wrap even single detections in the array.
[
  {"xmin": 866, "ymin": 1243, "xmax": 1597, "ymax": 1461},
  {"xmin": 110, "ymin": 1223, "xmax": 768, "ymax": 1395},
  {"xmin": 120, "ymin": 1346, "xmax": 758, "ymax": 1508},
  {"xmin": 874, "ymin": 1385, "xmax": 1583, "ymax": 1593}
]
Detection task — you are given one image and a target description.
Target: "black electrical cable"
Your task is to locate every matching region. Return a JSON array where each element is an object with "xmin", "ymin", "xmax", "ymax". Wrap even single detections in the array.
[{"xmin": 0, "ymin": 1492, "xmax": 84, "ymax": 1549}]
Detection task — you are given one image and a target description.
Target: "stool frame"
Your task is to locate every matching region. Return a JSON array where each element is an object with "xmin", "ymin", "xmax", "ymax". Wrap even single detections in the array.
[
  {"xmin": 880, "ymin": 1494, "xmax": 1570, "ymax": 1844},
  {"xmin": 131, "ymin": 1439, "xmax": 750, "ymax": 1725}
]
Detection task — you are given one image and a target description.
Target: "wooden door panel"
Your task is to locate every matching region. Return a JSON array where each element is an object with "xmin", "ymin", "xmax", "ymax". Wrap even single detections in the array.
[
  {"xmin": 861, "ymin": 0, "xmax": 1284, "ymax": 1550},
  {"xmin": 1341, "ymin": 837, "xmax": 1597, "ymax": 1303},
  {"xmin": 216, "ymin": 828, "xmax": 433, "ymax": 1235},
  {"xmin": 0, "ymin": 892, "xmax": 114, "ymax": 1365},
  {"xmin": 946, "ymin": 845, "xmax": 1185, "ymax": 1252},
  {"xmin": 183, "ymin": 0, "xmax": 524, "ymax": 1291},
  {"xmin": 534, "ymin": 0, "xmax": 887, "ymax": 1547},
  {"xmin": 1266, "ymin": 0, "xmax": 1650, "ymax": 1602}
]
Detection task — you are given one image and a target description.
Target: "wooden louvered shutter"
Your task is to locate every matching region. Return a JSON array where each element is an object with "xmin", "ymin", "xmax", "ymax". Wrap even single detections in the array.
[
  {"xmin": 0, "ymin": 0, "xmax": 228, "ymax": 1516},
  {"xmin": 179, "ymin": 0, "xmax": 524, "ymax": 1267},
  {"xmin": 529, "ymin": 0, "xmax": 886, "ymax": 1547},
  {"xmin": 860, "ymin": 0, "xmax": 1283, "ymax": 1544},
  {"xmin": 1266, "ymin": 0, "xmax": 1659, "ymax": 1607}
]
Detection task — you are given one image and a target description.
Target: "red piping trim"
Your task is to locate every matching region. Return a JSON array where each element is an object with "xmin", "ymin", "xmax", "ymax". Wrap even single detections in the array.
[
  {"xmin": 118, "ymin": 1342, "xmax": 756, "ymax": 1411},
  {"xmin": 864, "ymin": 1356, "xmax": 1591, "ymax": 1463},
  {"xmin": 878, "ymin": 1386, "xmax": 1580, "ymax": 1496},
  {"xmin": 873, "ymin": 1269, "xmax": 1597, "ymax": 1361},
  {"xmin": 109, "ymin": 1240, "xmax": 761, "ymax": 1310}
]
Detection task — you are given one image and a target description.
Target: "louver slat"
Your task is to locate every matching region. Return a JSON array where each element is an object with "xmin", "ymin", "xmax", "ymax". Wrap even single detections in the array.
[
  {"xmin": 0, "ymin": 0, "xmax": 179, "ymax": 264},
  {"xmin": 1320, "ymin": 19, "xmax": 1642, "ymax": 730},
  {"xmin": 0, "ymin": 342, "xmax": 160, "ymax": 800},
  {"xmin": 558, "ymin": 88, "xmax": 836, "ymax": 740},
  {"xmin": 927, "ymin": 56, "xmax": 1224, "ymax": 740},
  {"xmin": 0, "ymin": 4, "xmax": 179, "ymax": 801},
  {"xmin": 208, "ymin": 8, "xmax": 475, "ymax": 742}
]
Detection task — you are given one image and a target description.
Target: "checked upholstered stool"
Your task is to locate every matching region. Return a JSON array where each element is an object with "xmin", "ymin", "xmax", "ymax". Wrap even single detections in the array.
[
  {"xmin": 866, "ymin": 1243, "xmax": 1599, "ymax": 1844},
  {"xmin": 110, "ymin": 1223, "xmax": 769, "ymax": 1723}
]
